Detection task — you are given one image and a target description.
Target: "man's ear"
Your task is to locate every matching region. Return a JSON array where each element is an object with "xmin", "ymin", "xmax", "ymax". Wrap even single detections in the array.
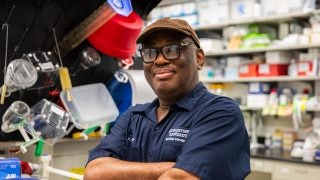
[{"xmin": 196, "ymin": 48, "xmax": 205, "ymax": 70}]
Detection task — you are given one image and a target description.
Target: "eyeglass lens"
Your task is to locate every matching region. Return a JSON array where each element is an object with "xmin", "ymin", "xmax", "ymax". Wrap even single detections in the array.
[{"xmin": 140, "ymin": 44, "xmax": 180, "ymax": 63}]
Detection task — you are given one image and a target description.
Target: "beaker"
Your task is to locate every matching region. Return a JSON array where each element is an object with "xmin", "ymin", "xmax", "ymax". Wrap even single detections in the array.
[
  {"xmin": 1, "ymin": 101, "xmax": 30, "ymax": 133},
  {"xmin": 4, "ymin": 59, "xmax": 38, "ymax": 96}
]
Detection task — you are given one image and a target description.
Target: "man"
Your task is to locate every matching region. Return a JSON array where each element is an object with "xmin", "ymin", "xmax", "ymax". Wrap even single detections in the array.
[{"xmin": 84, "ymin": 17, "xmax": 250, "ymax": 180}]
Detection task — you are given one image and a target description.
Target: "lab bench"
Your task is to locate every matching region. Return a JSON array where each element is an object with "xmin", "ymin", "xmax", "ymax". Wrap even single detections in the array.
[
  {"xmin": 248, "ymin": 148, "xmax": 320, "ymax": 180},
  {"xmin": 1, "ymin": 140, "xmax": 320, "ymax": 180}
]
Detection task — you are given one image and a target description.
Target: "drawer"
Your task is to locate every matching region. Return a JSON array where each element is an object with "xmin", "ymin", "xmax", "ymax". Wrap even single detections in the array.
[
  {"xmin": 273, "ymin": 161, "xmax": 320, "ymax": 180},
  {"xmin": 251, "ymin": 159, "xmax": 265, "ymax": 172}
]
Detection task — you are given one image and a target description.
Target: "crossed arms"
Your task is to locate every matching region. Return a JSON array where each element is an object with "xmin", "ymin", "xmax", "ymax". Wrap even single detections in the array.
[{"xmin": 84, "ymin": 157, "xmax": 199, "ymax": 180}]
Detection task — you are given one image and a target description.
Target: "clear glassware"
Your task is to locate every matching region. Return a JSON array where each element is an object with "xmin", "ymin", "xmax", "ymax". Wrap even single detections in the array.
[
  {"xmin": 4, "ymin": 59, "xmax": 38, "ymax": 96},
  {"xmin": 1, "ymin": 101, "xmax": 30, "ymax": 133},
  {"xmin": 29, "ymin": 99, "xmax": 70, "ymax": 145}
]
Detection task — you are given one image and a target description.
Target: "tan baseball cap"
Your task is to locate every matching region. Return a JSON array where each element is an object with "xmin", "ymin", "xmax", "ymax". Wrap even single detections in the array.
[{"xmin": 136, "ymin": 17, "xmax": 200, "ymax": 48}]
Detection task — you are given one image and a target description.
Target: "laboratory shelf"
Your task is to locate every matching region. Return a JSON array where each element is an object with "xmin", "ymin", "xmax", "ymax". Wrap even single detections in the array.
[
  {"xmin": 205, "ymin": 44, "xmax": 320, "ymax": 57},
  {"xmin": 239, "ymin": 106, "xmax": 320, "ymax": 112},
  {"xmin": 240, "ymin": 106, "xmax": 262, "ymax": 111},
  {"xmin": 305, "ymin": 107, "xmax": 320, "ymax": 112},
  {"xmin": 201, "ymin": 76, "xmax": 320, "ymax": 83},
  {"xmin": 194, "ymin": 9, "xmax": 320, "ymax": 31}
]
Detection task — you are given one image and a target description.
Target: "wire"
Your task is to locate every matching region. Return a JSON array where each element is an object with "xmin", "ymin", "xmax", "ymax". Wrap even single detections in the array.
[
  {"xmin": 52, "ymin": 28, "xmax": 63, "ymax": 67},
  {"xmin": 2, "ymin": 24, "xmax": 9, "ymax": 78}
]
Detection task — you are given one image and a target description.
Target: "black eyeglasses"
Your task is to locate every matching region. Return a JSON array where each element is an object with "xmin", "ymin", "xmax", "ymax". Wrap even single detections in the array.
[{"xmin": 139, "ymin": 42, "xmax": 193, "ymax": 63}]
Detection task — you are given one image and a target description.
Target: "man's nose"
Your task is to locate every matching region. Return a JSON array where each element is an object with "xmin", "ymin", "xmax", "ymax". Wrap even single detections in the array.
[{"xmin": 154, "ymin": 52, "xmax": 169, "ymax": 65}]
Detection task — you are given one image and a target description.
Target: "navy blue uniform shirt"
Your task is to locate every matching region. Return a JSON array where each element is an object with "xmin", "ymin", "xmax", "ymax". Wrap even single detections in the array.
[{"xmin": 88, "ymin": 82, "xmax": 250, "ymax": 180}]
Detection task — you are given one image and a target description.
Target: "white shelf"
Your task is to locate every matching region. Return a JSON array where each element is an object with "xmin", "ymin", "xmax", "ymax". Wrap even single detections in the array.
[
  {"xmin": 205, "ymin": 44, "xmax": 320, "ymax": 56},
  {"xmin": 240, "ymin": 106, "xmax": 262, "ymax": 111},
  {"xmin": 201, "ymin": 76, "xmax": 320, "ymax": 83},
  {"xmin": 239, "ymin": 106, "xmax": 320, "ymax": 112},
  {"xmin": 195, "ymin": 10, "xmax": 320, "ymax": 31},
  {"xmin": 305, "ymin": 107, "xmax": 320, "ymax": 112}
]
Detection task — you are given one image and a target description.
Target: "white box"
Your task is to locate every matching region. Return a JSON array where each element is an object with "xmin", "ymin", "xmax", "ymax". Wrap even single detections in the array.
[
  {"xmin": 167, "ymin": 4, "xmax": 184, "ymax": 17},
  {"xmin": 248, "ymin": 82, "xmax": 270, "ymax": 94},
  {"xmin": 230, "ymin": 0, "xmax": 256, "ymax": 20},
  {"xmin": 197, "ymin": 0, "xmax": 219, "ymax": 25},
  {"xmin": 288, "ymin": 0, "xmax": 306, "ymax": 13},
  {"xmin": 178, "ymin": 14, "xmax": 199, "ymax": 26},
  {"xmin": 247, "ymin": 94, "xmax": 269, "ymax": 108},
  {"xmin": 277, "ymin": 0, "xmax": 289, "ymax": 14},
  {"xmin": 196, "ymin": 0, "xmax": 230, "ymax": 26},
  {"xmin": 183, "ymin": 2, "xmax": 197, "ymax": 15},
  {"xmin": 265, "ymin": 51, "xmax": 292, "ymax": 64},
  {"xmin": 216, "ymin": 0, "xmax": 230, "ymax": 22},
  {"xmin": 199, "ymin": 38, "xmax": 224, "ymax": 53},
  {"xmin": 298, "ymin": 34, "xmax": 310, "ymax": 45},
  {"xmin": 310, "ymin": 33, "xmax": 320, "ymax": 44},
  {"xmin": 226, "ymin": 56, "xmax": 250, "ymax": 67},
  {"xmin": 261, "ymin": 0, "xmax": 278, "ymax": 16},
  {"xmin": 224, "ymin": 66, "xmax": 238, "ymax": 78}
]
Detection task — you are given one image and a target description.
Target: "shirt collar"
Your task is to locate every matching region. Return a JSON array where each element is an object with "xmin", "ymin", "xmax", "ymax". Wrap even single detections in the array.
[
  {"xmin": 174, "ymin": 82, "xmax": 206, "ymax": 111},
  {"xmin": 132, "ymin": 82, "xmax": 207, "ymax": 113}
]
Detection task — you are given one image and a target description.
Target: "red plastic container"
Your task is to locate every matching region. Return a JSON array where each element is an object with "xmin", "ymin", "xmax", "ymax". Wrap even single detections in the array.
[
  {"xmin": 87, "ymin": 12, "xmax": 143, "ymax": 59},
  {"xmin": 239, "ymin": 64, "xmax": 259, "ymax": 77},
  {"xmin": 258, "ymin": 64, "xmax": 289, "ymax": 77}
]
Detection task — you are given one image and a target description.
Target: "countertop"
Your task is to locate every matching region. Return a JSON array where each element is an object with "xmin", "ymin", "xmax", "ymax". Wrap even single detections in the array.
[{"xmin": 1, "ymin": 139, "xmax": 320, "ymax": 166}]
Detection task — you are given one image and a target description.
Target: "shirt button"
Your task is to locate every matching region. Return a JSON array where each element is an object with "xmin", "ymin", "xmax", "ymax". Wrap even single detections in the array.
[
  {"xmin": 148, "ymin": 152, "xmax": 153, "ymax": 157},
  {"xmin": 155, "ymin": 126, "xmax": 159, "ymax": 130}
]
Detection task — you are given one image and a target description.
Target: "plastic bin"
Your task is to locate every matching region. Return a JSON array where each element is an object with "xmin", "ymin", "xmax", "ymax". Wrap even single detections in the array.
[{"xmin": 60, "ymin": 83, "xmax": 119, "ymax": 129}]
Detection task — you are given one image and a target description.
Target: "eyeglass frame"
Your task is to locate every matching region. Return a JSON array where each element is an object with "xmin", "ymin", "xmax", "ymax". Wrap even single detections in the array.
[{"xmin": 139, "ymin": 42, "xmax": 194, "ymax": 63}]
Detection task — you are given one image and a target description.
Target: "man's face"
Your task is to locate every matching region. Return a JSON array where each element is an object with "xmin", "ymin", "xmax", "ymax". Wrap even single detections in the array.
[{"xmin": 141, "ymin": 30, "xmax": 204, "ymax": 100}]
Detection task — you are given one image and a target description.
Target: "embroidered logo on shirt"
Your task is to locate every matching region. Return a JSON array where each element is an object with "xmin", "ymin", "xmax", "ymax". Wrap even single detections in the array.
[{"xmin": 165, "ymin": 128, "xmax": 190, "ymax": 143}]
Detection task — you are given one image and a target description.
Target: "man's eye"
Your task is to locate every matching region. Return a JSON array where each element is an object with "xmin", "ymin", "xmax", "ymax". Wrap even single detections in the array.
[
  {"xmin": 165, "ymin": 46, "xmax": 177, "ymax": 54},
  {"xmin": 144, "ymin": 49, "xmax": 153, "ymax": 56}
]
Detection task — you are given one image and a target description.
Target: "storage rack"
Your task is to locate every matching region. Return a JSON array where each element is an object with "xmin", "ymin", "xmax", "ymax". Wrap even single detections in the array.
[{"xmin": 157, "ymin": 4, "xmax": 320, "ymax": 176}]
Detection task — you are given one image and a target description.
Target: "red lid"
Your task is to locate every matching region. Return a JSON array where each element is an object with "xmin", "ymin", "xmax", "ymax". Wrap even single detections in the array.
[{"xmin": 87, "ymin": 12, "xmax": 143, "ymax": 59}]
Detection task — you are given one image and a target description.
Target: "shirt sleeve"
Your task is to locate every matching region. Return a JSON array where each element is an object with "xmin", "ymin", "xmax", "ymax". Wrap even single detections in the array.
[
  {"xmin": 174, "ymin": 97, "xmax": 250, "ymax": 180},
  {"xmin": 86, "ymin": 108, "xmax": 132, "ymax": 164}
]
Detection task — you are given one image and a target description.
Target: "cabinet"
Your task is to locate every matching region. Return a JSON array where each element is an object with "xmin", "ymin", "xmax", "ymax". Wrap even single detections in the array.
[{"xmin": 250, "ymin": 158, "xmax": 320, "ymax": 180}]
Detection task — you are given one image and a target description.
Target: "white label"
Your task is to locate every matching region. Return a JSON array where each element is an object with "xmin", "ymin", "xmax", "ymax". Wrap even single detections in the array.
[
  {"xmin": 259, "ymin": 64, "xmax": 270, "ymax": 74},
  {"xmin": 39, "ymin": 62, "xmax": 55, "ymax": 70},
  {"xmin": 298, "ymin": 63, "xmax": 309, "ymax": 72},
  {"xmin": 239, "ymin": 66, "xmax": 249, "ymax": 73},
  {"xmin": 165, "ymin": 128, "xmax": 190, "ymax": 143},
  {"xmin": 249, "ymin": 83, "xmax": 260, "ymax": 92}
]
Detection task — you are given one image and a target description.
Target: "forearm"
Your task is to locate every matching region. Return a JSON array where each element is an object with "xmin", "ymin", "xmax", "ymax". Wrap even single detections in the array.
[
  {"xmin": 84, "ymin": 157, "xmax": 175, "ymax": 180},
  {"xmin": 158, "ymin": 168, "xmax": 200, "ymax": 180}
]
